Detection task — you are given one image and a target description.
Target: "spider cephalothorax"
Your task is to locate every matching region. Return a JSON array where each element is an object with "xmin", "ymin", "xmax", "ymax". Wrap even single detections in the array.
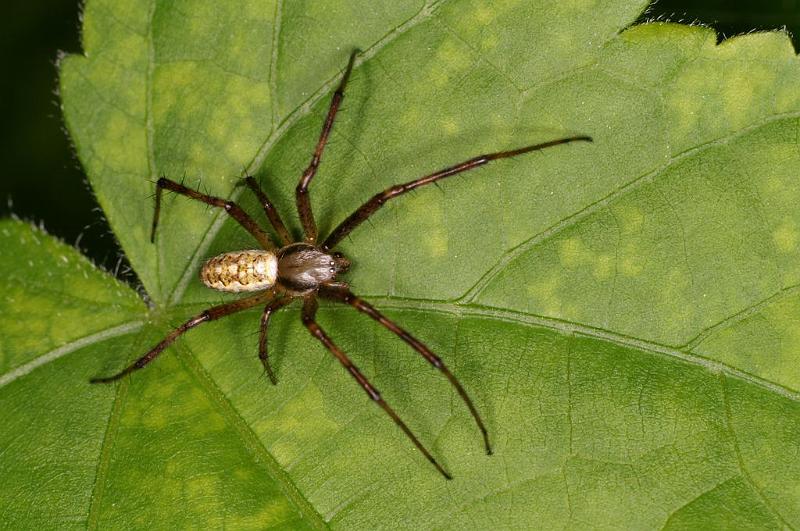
[
  {"xmin": 92, "ymin": 50, "xmax": 591, "ymax": 479},
  {"xmin": 275, "ymin": 243, "xmax": 350, "ymax": 294}
]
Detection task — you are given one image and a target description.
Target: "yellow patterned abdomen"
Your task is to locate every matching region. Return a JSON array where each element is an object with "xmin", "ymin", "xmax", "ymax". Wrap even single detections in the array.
[{"xmin": 199, "ymin": 250, "xmax": 278, "ymax": 293}]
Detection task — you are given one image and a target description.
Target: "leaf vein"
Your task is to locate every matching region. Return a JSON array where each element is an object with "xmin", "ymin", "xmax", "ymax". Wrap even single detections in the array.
[
  {"xmin": 684, "ymin": 283, "xmax": 800, "ymax": 351},
  {"xmin": 86, "ymin": 333, "xmax": 146, "ymax": 529},
  {"xmin": 720, "ymin": 375, "xmax": 795, "ymax": 530},
  {"xmin": 352, "ymin": 297, "xmax": 800, "ymax": 403},
  {"xmin": 0, "ymin": 321, "xmax": 144, "ymax": 389},
  {"xmin": 175, "ymin": 342, "xmax": 329, "ymax": 529},
  {"xmin": 269, "ymin": 0, "xmax": 283, "ymax": 129},
  {"xmin": 144, "ymin": 0, "xmax": 160, "ymax": 301},
  {"xmin": 460, "ymin": 110, "xmax": 800, "ymax": 303}
]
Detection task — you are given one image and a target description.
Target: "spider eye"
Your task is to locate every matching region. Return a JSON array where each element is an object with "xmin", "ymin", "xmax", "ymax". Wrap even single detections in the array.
[{"xmin": 329, "ymin": 251, "xmax": 351, "ymax": 273}]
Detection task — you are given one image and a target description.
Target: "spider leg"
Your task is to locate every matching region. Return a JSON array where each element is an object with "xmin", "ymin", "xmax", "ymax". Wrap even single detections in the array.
[
  {"xmin": 90, "ymin": 291, "xmax": 275, "ymax": 383},
  {"xmin": 244, "ymin": 176, "xmax": 293, "ymax": 246},
  {"xmin": 301, "ymin": 295, "xmax": 452, "ymax": 480},
  {"xmin": 151, "ymin": 177, "xmax": 275, "ymax": 249},
  {"xmin": 321, "ymin": 135, "xmax": 592, "ymax": 250},
  {"xmin": 258, "ymin": 296, "xmax": 293, "ymax": 384},
  {"xmin": 319, "ymin": 284, "xmax": 492, "ymax": 455},
  {"xmin": 296, "ymin": 49, "xmax": 359, "ymax": 243}
]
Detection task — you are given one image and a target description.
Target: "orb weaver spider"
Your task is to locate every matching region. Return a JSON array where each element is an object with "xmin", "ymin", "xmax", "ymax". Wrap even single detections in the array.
[{"xmin": 91, "ymin": 50, "xmax": 592, "ymax": 479}]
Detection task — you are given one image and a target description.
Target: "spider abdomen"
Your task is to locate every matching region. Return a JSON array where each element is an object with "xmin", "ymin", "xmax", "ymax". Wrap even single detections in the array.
[{"xmin": 200, "ymin": 250, "xmax": 278, "ymax": 293}]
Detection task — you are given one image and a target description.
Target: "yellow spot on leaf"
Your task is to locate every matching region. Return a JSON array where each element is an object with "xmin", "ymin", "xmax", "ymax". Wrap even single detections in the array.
[
  {"xmin": 722, "ymin": 69, "xmax": 758, "ymax": 129},
  {"xmin": 258, "ymin": 385, "xmax": 339, "ymax": 466},
  {"xmin": 432, "ymin": 39, "xmax": 471, "ymax": 88},
  {"xmin": 442, "ymin": 119, "xmax": 459, "ymax": 135},
  {"xmin": 424, "ymin": 231, "xmax": 448, "ymax": 258},
  {"xmin": 527, "ymin": 274, "xmax": 561, "ymax": 314},
  {"xmin": 481, "ymin": 34, "xmax": 499, "ymax": 50},
  {"xmin": 474, "ymin": 6, "xmax": 495, "ymax": 24},
  {"xmin": 190, "ymin": 143, "xmax": 211, "ymax": 167},
  {"xmin": 593, "ymin": 253, "xmax": 613, "ymax": 280},
  {"xmin": 235, "ymin": 499, "xmax": 294, "ymax": 528},
  {"xmin": 143, "ymin": 409, "xmax": 168, "ymax": 430},
  {"xmin": 400, "ymin": 107, "xmax": 421, "ymax": 128},
  {"xmin": 616, "ymin": 205, "xmax": 644, "ymax": 235},
  {"xmin": 186, "ymin": 475, "xmax": 218, "ymax": 500},
  {"xmin": 668, "ymin": 65, "xmax": 708, "ymax": 138},
  {"xmin": 773, "ymin": 220, "xmax": 798, "ymax": 253},
  {"xmin": 558, "ymin": 237, "xmax": 584, "ymax": 269},
  {"xmin": 620, "ymin": 251, "xmax": 644, "ymax": 277}
]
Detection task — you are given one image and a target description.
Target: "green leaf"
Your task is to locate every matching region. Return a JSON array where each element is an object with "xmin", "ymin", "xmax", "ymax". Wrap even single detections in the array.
[{"xmin": 3, "ymin": 0, "xmax": 799, "ymax": 528}]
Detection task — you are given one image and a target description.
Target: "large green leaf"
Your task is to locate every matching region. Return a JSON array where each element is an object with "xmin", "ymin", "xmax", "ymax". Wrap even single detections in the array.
[{"xmin": 2, "ymin": 0, "xmax": 799, "ymax": 528}]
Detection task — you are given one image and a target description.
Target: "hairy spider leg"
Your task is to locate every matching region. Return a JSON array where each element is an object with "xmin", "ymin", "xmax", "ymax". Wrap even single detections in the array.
[
  {"xmin": 319, "ymin": 284, "xmax": 492, "ymax": 454},
  {"xmin": 296, "ymin": 49, "xmax": 359, "ymax": 243},
  {"xmin": 151, "ymin": 177, "xmax": 276, "ymax": 250},
  {"xmin": 321, "ymin": 135, "xmax": 593, "ymax": 250},
  {"xmin": 90, "ymin": 291, "xmax": 275, "ymax": 383},
  {"xmin": 259, "ymin": 296, "xmax": 293, "ymax": 384},
  {"xmin": 244, "ymin": 176, "xmax": 293, "ymax": 246},
  {"xmin": 301, "ymin": 295, "xmax": 453, "ymax": 480}
]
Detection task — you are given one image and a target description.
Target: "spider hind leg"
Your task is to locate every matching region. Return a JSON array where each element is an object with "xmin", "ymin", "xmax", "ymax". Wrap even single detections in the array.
[
  {"xmin": 301, "ymin": 295, "xmax": 452, "ymax": 480},
  {"xmin": 319, "ymin": 284, "xmax": 492, "ymax": 455}
]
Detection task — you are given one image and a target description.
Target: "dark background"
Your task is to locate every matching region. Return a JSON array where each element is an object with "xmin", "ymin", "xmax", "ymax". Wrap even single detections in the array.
[{"xmin": 2, "ymin": 0, "xmax": 799, "ymax": 269}]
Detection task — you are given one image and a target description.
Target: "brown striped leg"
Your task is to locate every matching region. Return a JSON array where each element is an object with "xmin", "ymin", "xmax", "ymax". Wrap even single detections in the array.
[
  {"xmin": 151, "ymin": 177, "xmax": 275, "ymax": 250},
  {"xmin": 91, "ymin": 291, "xmax": 274, "ymax": 383},
  {"xmin": 320, "ymin": 284, "xmax": 492, "ymax": 455},
  {"xmin": 258, "ymin": 297, "xmax": 293, "ymax": 384},
  {"xmin": 244, "ymin": 176, "xmax": 293, "ymax": 247},
  {"xmin": 321, "ymin": 135, "xmax": 592, "ymax": 250},
  {"xmin": 300, "ymin": 295, "xmax": 452, "ymax": 479},
  {"xmin": 296, "ymin": 49, "xmax": 359, "ymax": 243}
]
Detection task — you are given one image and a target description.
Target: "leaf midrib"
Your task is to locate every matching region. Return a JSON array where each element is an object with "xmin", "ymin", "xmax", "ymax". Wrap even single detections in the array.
[
  {"xmin": 173, "ymin": 340, "xmax": 329, "ymax": 529},
  {"xmin": 161, "ymin": 293, "xmax": 800, "ymax": 403},
  {"xmin": 361, "ymin": 296, "xmax": 800, "ymax": 402},
  {"xmin": 86, "ymin": 331, "xmax": 142, "ymax": 530}
]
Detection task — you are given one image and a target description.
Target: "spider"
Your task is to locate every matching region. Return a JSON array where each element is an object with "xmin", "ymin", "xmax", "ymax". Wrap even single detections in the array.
[{"xmin": 91, "ymin": 50, "xmax": 591, "ymax": 479}]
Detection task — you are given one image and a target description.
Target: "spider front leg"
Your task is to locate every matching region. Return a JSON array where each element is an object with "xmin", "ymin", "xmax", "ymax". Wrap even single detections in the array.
[
  {"xmin": 301, "ymin": 295, "xmax": 453, "ymax": 480},
  {"xmin": 322, "ymin": 135, "xmax": 592, "ymax": 249},
  {"xmin": 258, "ymin": 296, "xmax": 293, "ymax": 384},
  {"xmin": 296, "ymin": 49, "xmax": 359, "ymax": 243},
  {"xmin": 319, "ymin": 284, "xmax": 491, "ymax": 454},
  {"xmin": 243, "ymin": 176, "xmax": 293, "ymax": 246},
  {"xmin": 91, "ymin": 291, "xmax": 275, "ymax": 383},
  {"xmin": 151, "ymin": 177, "xmax": 275, "ymax": 249}
]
